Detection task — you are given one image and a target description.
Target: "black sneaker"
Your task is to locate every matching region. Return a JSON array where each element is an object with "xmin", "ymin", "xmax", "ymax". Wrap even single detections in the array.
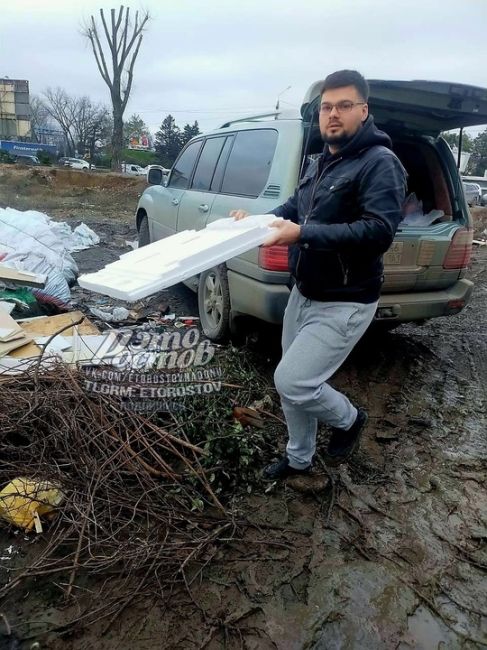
[
  {"xmin": 326, "ymin": 408, "xmax": 368, "ymax": 465},
  {"xmin": 263, "ymin": 456, "xmax": 311, "ymax": 480}
]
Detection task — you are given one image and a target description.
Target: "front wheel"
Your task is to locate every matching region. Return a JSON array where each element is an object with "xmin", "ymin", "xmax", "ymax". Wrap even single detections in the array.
[
  {"xmin": 198, "ymin": 265, "xmax": 231, "ymax": 341},
  {"xmin": 138, "ymin": 214, "xmax": 150, "ymax": 247}
]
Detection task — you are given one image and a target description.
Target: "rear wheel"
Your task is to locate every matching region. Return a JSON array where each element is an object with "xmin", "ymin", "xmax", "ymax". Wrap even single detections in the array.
[
  {"xmin": 198, "ymin": 265, "xmax": 231, "ymax": 341},
  {"xmin": 138, "ymin": 214, "xmax": 150, "ymax": 247}
]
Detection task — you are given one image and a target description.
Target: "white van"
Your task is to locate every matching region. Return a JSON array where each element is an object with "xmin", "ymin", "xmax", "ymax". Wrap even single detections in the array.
[{"xmin": 122, "ymin": 163, "xmax": 147, "ymax": 176}]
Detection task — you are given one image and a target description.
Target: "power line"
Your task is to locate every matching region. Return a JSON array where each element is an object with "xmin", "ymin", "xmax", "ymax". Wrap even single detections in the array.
[{"xmin": 133, "ymin": 106, "xmax": 274, "ymax": 115}]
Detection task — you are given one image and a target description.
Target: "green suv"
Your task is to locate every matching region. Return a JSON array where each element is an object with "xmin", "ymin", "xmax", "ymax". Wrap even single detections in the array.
[{"xmin": 136, "ymin": 79, "xmax": 487, "ymax": 340}]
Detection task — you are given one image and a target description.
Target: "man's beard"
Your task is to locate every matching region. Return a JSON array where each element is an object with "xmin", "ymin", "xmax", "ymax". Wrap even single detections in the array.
[{"xmin": 321, "ymin": 131, "xmax": 353, "ymax": 147}]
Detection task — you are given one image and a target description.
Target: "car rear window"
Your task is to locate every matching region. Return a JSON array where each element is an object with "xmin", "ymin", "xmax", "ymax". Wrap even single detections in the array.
[
  {"xmin": 191, "ymin": 137, "xmax": 226, "ymax": 191},
  {"xmin": 220, "ymin": 129, "xmax": 278, "ymax": 197}
]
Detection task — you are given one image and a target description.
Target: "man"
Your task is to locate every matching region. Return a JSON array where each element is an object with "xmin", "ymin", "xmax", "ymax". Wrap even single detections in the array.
[{"xmin": 231, "ymin": 70, "xmax": 407, "ymax": 479}]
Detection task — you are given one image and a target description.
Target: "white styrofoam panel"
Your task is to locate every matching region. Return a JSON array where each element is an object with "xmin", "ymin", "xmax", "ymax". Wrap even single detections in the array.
[{"xmin": 78, "ymin": 214, "xmax": 280, "ymax": 302}]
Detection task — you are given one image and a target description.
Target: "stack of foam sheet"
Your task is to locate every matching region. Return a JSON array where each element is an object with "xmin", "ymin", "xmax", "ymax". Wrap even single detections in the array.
[{"xmin": 78, "ymin": 214, "xmax": 280, "ymax": 302}]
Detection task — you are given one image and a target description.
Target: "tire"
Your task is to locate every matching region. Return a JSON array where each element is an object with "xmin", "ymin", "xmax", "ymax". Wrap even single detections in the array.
[
  {"xmin": 138, "ymin": 214, "xmax": 150, "ymax": 247},
  {"xmin": 198, "ymin": 264, "xmax": 231, "ymax": 341}
]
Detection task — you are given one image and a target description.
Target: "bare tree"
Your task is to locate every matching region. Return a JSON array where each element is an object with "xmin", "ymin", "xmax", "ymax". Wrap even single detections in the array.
[
  {"xmin": 29, "ymin": 95, "xmax": 52, "ymax": 143},
  {"xmin": 71, "ymin": 97, "xmax": 111, "ymax": 160},
  {"xmin": 42, "ymin": 87, "xmax": 77, "ymax": 154},
  {"xmin": 84, "ymin": 6, "xmax": 149, "ymax": 171},
  {"xmin": 85, "ymin": 108, "xmax": 112, "ymax": 166},
  {"xmin": 42, "ymin": 89, "xmax": 111, "ymax": 163}
]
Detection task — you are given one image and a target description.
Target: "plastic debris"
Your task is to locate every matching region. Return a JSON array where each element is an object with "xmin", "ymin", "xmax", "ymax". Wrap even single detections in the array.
[
  {"xmin": 400, "ymin": 193, "xmax": 444, "ymax": 227},
  {"xmin": 89, "ymin": 306, "xmax": 131, "ymax": 322},
  {"xmin": 0, "ymin": 477, "xmax": 64, "ymax": 532},
  {"xmin": 0, "ymin": 208, "xmax": 99, "ymax": 302}
]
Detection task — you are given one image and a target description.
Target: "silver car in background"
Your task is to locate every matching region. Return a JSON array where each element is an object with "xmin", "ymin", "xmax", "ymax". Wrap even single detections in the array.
[{"xmin": 462, "ymin": 181, "xmax": 482, "ymax": 206}]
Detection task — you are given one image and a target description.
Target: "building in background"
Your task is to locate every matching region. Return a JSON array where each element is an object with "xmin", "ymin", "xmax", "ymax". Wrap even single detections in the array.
[{"xmin": 0, "ymin": 78, "xmax": 31, "ymax": 139}]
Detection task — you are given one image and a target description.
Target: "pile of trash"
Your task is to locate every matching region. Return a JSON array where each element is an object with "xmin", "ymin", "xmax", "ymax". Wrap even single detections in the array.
[{"xmin": 0, "ymin": 207, "xmax": 99, "ymax": 308}]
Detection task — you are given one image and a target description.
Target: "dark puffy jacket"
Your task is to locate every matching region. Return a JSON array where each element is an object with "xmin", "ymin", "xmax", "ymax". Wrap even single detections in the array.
[{"xmin": 272, "ymin": 116, "xmax": 407, "ymax": 303}]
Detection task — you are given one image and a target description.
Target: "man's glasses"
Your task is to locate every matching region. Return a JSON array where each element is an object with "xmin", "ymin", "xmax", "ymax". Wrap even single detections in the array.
[{"xmin": 320, "ymin": 101, "xmax": 366, "ymax": 114}]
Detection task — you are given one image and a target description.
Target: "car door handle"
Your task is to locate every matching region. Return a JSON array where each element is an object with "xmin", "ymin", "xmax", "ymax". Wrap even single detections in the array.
[
  {"xmin": 171, "ymin": 198, "xmax": 179, "ymax": 206},
  {"xmin": 198, "ymin": 204, "xmax": 209, "ymax": 213}
]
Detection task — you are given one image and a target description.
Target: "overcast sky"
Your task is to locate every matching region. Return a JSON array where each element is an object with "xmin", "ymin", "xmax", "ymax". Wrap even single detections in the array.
[{"xmin": 2, "ymin": 0, "xmax": 487, "ymax": 137}]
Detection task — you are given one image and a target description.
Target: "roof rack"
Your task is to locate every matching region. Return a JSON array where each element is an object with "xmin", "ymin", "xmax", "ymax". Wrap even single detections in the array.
[{"xmin": 219, "ymin": 111, "xmax": 281, "ymax": 128}]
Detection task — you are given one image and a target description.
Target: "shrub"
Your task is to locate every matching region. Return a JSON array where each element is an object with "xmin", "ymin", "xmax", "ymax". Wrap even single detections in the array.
[{"xmin": 0, "ymin": 150, "xmax": 15, "ymax": 164}]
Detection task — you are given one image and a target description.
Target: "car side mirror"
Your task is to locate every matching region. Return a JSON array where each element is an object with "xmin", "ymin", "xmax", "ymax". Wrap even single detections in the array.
[{"xmin": 147, "ymin": 168, "xmax": 163, "ymax": 185}]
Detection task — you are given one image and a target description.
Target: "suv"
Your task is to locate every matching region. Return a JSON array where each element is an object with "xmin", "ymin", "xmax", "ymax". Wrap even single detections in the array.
[{"xmin": 136, "ymin": 79, "xmax": 487, "ymax": 340}]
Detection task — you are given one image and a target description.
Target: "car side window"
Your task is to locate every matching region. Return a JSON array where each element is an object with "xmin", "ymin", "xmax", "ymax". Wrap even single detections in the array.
[
  {"xmin": 220, "ymin": 130, "xmax": 278, "ymax": 197},
  {"xmin": 211, "ymin": 136, "xmax": 234, "ymax": 192},
  {"xmin": 168, "ymin": 140, "xmax": 203, "ymax": 189},
  {"xmin": 191, "ymin": 137, "xmax": 226, "ymax": 191}
]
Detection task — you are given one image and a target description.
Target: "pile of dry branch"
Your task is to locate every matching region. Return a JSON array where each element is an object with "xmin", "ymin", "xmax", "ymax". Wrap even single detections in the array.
[{"xmin": 0, "ymin": 363, "xmax": 234, "ymax": 631}]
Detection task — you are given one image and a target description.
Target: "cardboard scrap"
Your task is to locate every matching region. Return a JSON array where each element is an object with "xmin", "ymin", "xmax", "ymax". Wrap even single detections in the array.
[
  {"xmin": 0, "ymin": 263, "xmax": 46, "ymax": 288},
  {"xmin": 0, "ymin": 333, "xmax": 34, "ymax": 358},
  {"xmin": 0, "ymin": 307, "xmax": 22, "ymax": 340},
  {"xmin": 9, "ymin": 311, "xmax": 99, "ymax": 359},
  {"xmin": 0, "ymin": 306, "xmax": 32, "ymax": 356}
]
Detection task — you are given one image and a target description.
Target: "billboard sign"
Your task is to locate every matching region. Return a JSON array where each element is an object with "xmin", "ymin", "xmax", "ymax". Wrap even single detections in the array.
[
  {"xmin": 128, "ymin": 133, "xmax": 150, "ymax": 150},
  {"xmin": 0, "ymin": 140, "xmax": 58, "ymax": 156}
]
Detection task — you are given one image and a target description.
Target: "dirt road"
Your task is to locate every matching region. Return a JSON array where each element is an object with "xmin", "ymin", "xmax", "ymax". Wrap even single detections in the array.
[{"xmin": 0, "ymin": 167, "xmax": 486, "ymax": 648}]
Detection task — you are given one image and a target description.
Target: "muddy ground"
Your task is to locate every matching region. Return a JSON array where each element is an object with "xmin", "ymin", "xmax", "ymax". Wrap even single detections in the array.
[{"xmin": 0, "ymin": 168, "xmax": 486, "ymax": 649}]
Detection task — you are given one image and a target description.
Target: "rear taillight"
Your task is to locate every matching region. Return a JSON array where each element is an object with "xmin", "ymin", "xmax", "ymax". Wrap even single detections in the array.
[
  {"xmin": 258, "ymin": 245, "xmax": 289, "ymax": 271},
  {"xmin": 443, "ymin": 228, "xmax": 473, "ymax": 270}
]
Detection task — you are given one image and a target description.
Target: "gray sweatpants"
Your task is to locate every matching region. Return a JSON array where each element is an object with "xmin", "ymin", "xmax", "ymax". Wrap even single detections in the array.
[{"xmin": 274, "ymin": 286, "xmax": 378, "ymax": 469}]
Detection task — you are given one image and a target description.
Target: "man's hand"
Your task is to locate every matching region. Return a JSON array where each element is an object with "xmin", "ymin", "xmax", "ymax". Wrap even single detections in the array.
[
  {"xmin": 229, "ymin": 209, "xmax": 250, "ymax": 221},
  {"xmin": 263, "ymin": 220, "xmax": 301, "ymax": 246}
]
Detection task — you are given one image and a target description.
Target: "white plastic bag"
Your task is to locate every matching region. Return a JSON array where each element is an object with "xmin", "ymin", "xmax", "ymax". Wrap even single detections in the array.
[{"xmin": 0, "ymin": 208, "xmax": 99, "ymax": 302}]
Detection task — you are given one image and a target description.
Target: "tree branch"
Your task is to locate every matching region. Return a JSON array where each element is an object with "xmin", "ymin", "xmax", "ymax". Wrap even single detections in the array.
[
  {"xmin": 115, "ymin": 4, "xmax": 124, "ymax": 32},
  {"xmin": 99, "ymin": 8, "xmax": 115, "ymax": 59},
  {"xmin": 110, "ymin": 8, "xmax": 118, "ymax": 73},
  {"xmin": 88, "ymin": 17, "xmax": 111, "ymax": 88},
  {"xmin": 121, "ymin": 35, "xmax": 143, "ymax": 113},
  {"xmin": 120, "ymin": 10, "xmax": 148, "ymax": 69},
  {"xmin": 117, "ymin": 6, "xmax": 130, "ymax": 59}
]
